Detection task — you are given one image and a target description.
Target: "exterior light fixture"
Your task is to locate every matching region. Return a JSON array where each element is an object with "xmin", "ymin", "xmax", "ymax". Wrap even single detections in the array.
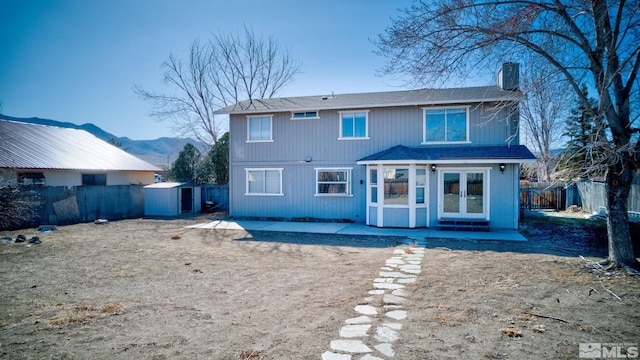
[
  {"xmin": 431, "ymin": 164, "xmax": 437, "ymax": 173},
  {"xmin": 499, "ymin": 163, "xmax": 506, "ymax": 173}
]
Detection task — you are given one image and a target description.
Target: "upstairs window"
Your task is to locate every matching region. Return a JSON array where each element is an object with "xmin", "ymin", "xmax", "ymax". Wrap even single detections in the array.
[
  {"xmin": 18, "ymin": 172, "xmax": 45, "ymax": 186},
  {"xmin": 315, "ymin": 168, "xmax": 352, "ymax": 196},
  {"xmin": 423, "ymin": 107, "xmax": 469, "ymax": 143},
  {"xmin": 82, "ymin": 174, "xmax": 107, "ymax": 186},
  {"xmin": 247, "ymin": 115, "xmax": 273, "ymax": 142},
  {"xmin": 291, "ymin": 111, "xmax": 319, "ymax": 120},
  {"xmin": 339, "ymin": 110, "xmax": 369, "ymax": 139}
]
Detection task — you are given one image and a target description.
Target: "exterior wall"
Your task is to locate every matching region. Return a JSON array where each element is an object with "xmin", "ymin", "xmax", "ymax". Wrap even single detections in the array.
[
  {"xmin": 144, "ymin": 187, "xmax": 179, "ymax": 216},
  {"xmin": 230, "ymin": 103, "xmax": 519, "ymax": 166},
  {"xmin": 3, "ymin": 169, "xmax": 155, "ymax": 187},
  {"xmin": 144, "ymin": 186, "xmax": 202, "ymax": 217},
  {"xmin": 229, "ymin": 102, "xmax": 521, "ymax": 226}
]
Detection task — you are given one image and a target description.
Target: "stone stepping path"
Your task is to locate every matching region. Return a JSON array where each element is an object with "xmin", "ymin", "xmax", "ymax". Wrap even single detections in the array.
[{"xmin": 322, "ymin": 238, "xmax": 425, "ymax": 360}]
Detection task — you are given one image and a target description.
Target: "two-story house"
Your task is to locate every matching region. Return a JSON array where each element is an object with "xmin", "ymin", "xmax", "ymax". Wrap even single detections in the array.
[{"xmin": 216, "ymin": 63, "xmax": 536, "ymax": 230}]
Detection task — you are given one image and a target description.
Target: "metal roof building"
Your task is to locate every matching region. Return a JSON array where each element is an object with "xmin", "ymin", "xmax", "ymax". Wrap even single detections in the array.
[{"xmin": 0, "ymin": 119, "xmax": 161, "ymax": 187}]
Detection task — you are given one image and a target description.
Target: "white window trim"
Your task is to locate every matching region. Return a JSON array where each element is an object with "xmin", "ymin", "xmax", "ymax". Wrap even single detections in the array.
[
  {"xmin": 338, "ymin": 110, "xmax": 370, "ymax": 140},
  {"xmin": 290, "ymin": 111, "xmax": 320, "ymax": 120},
  {"xmin": 422, "ymin": 106, "xmax": 470, "ymax": 144},
  {"xmin": 314, "ymin": 167, "xmax": 353, "ymax": 197},
  {"xmin": 246, "ymin": 114, "xmax": 274, "ymax": 143},
  {"xmin": 244, "ymin": 168, "xmax": 284, "ymax": 196}
]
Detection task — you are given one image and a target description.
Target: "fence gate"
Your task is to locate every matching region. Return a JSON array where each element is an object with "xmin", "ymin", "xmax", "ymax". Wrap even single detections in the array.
[{"xmin": 520, "ymin": 183, "xmax": 565, "ymax": 211}]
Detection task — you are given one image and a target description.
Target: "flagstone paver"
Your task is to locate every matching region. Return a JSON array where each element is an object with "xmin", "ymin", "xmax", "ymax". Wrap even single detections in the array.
[{"xmin": 323, "ymin": 239, "xmax": 425, "ymax": 359}]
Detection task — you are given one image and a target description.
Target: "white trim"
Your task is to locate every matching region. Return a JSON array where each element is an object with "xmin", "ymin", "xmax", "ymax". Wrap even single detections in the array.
[
  {"xmin": 246, "ymin": 114, "xmax": 274, "ymax": 142},
  {"xmin": 422, "ymin": 106, "xmax": 470, "ymax": 143},
  {"xmin": 314, "ymin": 167, "xmax": 353, "ymax": 196},
  {"xmin": 244, "ymin": 168, "xmax": 284, "ymax": 196},
  {"xmin": 338, "ymin": 109, "xmax": 369, "ymax": 140}
]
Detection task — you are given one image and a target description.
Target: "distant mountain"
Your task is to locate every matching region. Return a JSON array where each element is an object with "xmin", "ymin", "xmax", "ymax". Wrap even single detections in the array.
[{"xmin": 0, "ymin": 115, "xmax": 199, "ymax": 168}]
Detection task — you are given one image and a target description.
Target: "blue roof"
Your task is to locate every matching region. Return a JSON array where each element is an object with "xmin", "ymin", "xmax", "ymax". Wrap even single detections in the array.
[{"xmin": 357, "ymin": 145, "xmax": 537, "ymax": 164}]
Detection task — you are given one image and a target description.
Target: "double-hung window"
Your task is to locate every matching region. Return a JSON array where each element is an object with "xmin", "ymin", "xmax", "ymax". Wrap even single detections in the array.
[
  {"xmin": 339, "ymin": 111, "xmax": 368, "ymax": 139},
  {"xmin": 247, "ymin": 115, "xmax": 273, "ymax": 142},
  {"xmin": 315, "ymin": 168, "xmax": 352, "ymax": 196},
  {"xmin": 245, "ymin": 168, "xmax": 283, "ymax": 196},
  {"xmin": 423, "ymin": 107, "xmax": 469, "ymax": 143}
]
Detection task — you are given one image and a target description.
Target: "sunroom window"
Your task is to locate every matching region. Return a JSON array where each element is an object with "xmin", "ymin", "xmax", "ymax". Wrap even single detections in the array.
[{"xmin": 424, "ymin": 107, "xmax": 469, "ymax": 143}]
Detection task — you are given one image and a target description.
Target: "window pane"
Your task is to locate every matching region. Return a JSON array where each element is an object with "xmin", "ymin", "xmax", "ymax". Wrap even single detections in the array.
[
  {"xmin": 384, "ymin": 168, "xmax": 408, "ymax": 205},
  {"xmin": 443, "ymin": 173, "xmax": 460, "ymax": 212},
  {"xmin": 341, "ymin": 115, "xmax": 354, "ymax": 137},
  {"xmin": 265, "ymin": 170, "xmax": 280, "ymax": 194},
  {"xmin": 260, "ymin": 117, "xmax": 271, "ymax": 140},
  {"xmin": 354, "ymin": 113, "xmax": 366, "ymax": 137},
  {"xmin": 249, "ymin": 118, "xmax": 260, "ymax": 140},
  {"xmin": 371, "ymin": 186, "xmax": 377, "ymax": 203},
  {"xmin": 370, "ymin": 169, "xmax": 377, "ymax": 185},
  {"xmin": 249, "ymin": 117, "xmax": 270, "ymax": 141},
  {"xmin": 416, "ymin": 188, "xmax": 425, "ymax": 204},
  {"xmin": 447, "ymin": 109, "xmax": 467, "ymax": 141},
  {"xmin": 416, "ymin": 169, "xmax": 426, "ymax": 186},
  {"xmin": 425, "ymin": 110, "xmax": 445, "ymax": 142},
  {"xmin": 248, "ymin": 171, "xmax": 264, "ymax": 193}
]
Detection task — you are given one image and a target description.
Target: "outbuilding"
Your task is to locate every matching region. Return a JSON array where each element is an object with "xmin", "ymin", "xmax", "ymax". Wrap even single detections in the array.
[{"xmin": 143, "ymin": 182, "xmax": 201, "ymax": 217}]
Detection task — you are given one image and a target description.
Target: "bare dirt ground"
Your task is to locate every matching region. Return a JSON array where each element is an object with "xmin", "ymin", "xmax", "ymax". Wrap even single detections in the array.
[{"xmin": 1, "ymin": 212, "xmax": 639, "ymax": 359}]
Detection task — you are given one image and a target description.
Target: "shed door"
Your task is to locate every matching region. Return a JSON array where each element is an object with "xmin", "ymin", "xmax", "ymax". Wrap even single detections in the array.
[{"xmin": 181, "ymin": 188, "xmax": 193, "ymax": 213}]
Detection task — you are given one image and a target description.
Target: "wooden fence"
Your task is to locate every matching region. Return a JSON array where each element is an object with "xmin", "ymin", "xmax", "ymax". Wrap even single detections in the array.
[
  {"xmin": 570, "ymin": 180, "xmax": 640, "ymax": 214},
  {"xmin": 200, "ymin": 184, "xmax": 229, "ymax": 210},
  {"xmin": 520, "ymin": 182, "xmax": 565, "ymax": 211},
  {"xmin": 31, "ymin": 185, "xmax": 145, "ymax": 225}
]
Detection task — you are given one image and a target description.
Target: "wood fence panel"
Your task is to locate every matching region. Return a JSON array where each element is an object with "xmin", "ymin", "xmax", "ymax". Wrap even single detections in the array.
[
  {"xmin": 575, "ymin": 181, "xmax": 640, "ymax": 214},
  {"xmin": 31, "ymin": 185, "xmax": 145, "ymax": 225},
  {"xmin": 201, "ymin": 184, "xmax": 229, "ymax": 210}
]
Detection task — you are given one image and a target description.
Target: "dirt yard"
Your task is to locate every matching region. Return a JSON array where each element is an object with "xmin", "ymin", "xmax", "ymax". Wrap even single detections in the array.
[{"xmin": 1, "ymin": 212, "xmax": 638, "ymax": 359}]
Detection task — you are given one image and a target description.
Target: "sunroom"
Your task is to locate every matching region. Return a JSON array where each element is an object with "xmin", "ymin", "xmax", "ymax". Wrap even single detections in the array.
[{"xmin": 357, "ymin": 145, "xmax": 536, "ymax": 229}]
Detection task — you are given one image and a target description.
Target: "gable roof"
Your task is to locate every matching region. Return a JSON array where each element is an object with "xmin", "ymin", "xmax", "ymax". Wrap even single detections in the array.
[
  {"xmin": 215, "ymin": 86, "xmax": 524, "ymax": 115},
  {"xmin": 357, "ymin": 145, "xmax": 537, "ymax": 164},
  {"xmin": 0, "ymin": 119, "xmax": 161, "ymax": 171}
]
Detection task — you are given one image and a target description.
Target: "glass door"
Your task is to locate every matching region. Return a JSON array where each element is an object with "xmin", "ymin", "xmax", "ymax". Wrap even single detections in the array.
[{"xmin": 440, "ymin": 170, "xmax": 487, "ymax": 219}]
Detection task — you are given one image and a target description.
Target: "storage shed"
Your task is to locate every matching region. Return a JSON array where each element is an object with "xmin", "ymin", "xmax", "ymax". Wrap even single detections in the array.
[{"xmin": 144, "ymin": 182, "xmax": 201, "ymax": 217}]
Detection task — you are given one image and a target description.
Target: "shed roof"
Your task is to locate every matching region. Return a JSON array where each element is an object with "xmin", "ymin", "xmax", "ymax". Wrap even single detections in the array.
[
  {"xmin": 144, "ymin": 182, "xmax": 195, "ymax": 189},
  {"xmin": 215, "ymin": 86, "xmax": 524, "ymax": 115},
  {"xmin": 357, "ymin": 145, "xmax": 537, "ymax": 164},
  {"xmin": 0, "ymin": 119, "xmax": 161, "ymax": 171}
]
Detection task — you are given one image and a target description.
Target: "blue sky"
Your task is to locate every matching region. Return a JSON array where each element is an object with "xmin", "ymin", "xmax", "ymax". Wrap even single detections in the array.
[{"xmin": 0, "ymin": 0, "xmax": 486, "ymax": 140}]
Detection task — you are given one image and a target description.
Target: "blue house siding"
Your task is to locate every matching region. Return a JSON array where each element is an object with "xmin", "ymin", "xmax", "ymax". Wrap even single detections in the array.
[
  {"xmin": 230, "ymin": 162, "xmax": 366, "ymax": 221},
  {"xmin": 222, "ymin": 65, "xmax": 536, "ymax": 229}
]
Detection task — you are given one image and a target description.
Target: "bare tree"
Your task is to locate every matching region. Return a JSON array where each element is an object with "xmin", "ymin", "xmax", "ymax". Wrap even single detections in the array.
[
  {"xmin": 376, "ymin": 1, "xmax": 639, "ymax": 269},
  {"xmin": 520, "ymin": 64, "xmax": 571, "ymax": 181},
  {"xmin": 136, "ymin": 27, "xmax": 301, "ymax": 145}
]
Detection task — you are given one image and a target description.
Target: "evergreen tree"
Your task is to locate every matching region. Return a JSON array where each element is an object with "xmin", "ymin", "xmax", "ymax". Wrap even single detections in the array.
[
  {"xmin": 557, "ymin": 85, "xmax": 602, "ymax": 179},
  {"xmin": 169, "ymin": 143, "xmax": 201, "ymax": 182}
]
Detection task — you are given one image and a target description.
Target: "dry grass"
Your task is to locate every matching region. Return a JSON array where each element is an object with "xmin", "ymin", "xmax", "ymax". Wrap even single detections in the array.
[{"xmin": 50, "ymin": 303, "xmax": 125, "ymax": 325}]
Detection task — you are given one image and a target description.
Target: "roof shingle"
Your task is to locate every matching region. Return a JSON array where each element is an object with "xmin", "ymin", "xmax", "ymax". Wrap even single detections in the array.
[{"xmin": 215, "ymin": 86, "xmax": 524, "ymax": 115}]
